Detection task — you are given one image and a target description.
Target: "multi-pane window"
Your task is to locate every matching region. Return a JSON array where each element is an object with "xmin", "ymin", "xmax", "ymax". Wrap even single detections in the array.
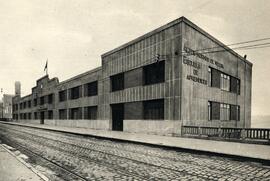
[
  {"xmin": 59, "ymin": 90, "xmax": 67, "ymax": 102},
  {"xmin": 28, "ymin": 101, "xmax": 31, "ymax": 108},
  {"xmin": 208, "ymin": 101, "xmax": 240, "ymax": 121},
  {"xmin": 220, "ymin": 103, "xmax": 230, "ymax": 121},
  {"xmin": 69, "ymin": 107, "xmax": 82, "ymax": 119},
  {"xmin": 23, "ymin": 102, "xmax": 27, "ymax": 109},
  {"xmin": 209, "ymin": 67, "xmax": 240, "ymax": 94},
  {"xmin": 20, "ymin": 103, "xmax": 23, "ymax": 109},
  {"xmin": 59, "ymin": 109, "xmax": 67, "ymax": 119},
  {"xmin": 48, "ymin": 94, "xmax": 54, "ymax": 104},
  {"xmin": 143, "ymin": 99, "xmax": 164, "ymax": 120},
  {"xmin": 143, "ymin": 61, "xmax": 165, "ymax": 85},
  {"xmin": 84, "ymin": 106, "xmax": 97, "ymax": 120},
  {"xmin": 40, "ymin": 96, "xmax": 45, "ymax": 105},
  {"xmin": 28, "ymin": 113, "xmax": 31, "ymax": 120},
  {"xmin": 34, "ymin": 112, "xmax": 38, "ymax": 119},
  {"xmin": 48, "ymin": 110, "xmax": 53, "ymax": 119},
  {"xmin": 70, "ymin": 86, "xmax": 81, "ymax": 100},
  {"xmin": 221, "ymin": 73, "xmax": 230, "ymax": 91},
  {"xmin": 208, "ymin": 67, "xmax": 212, "ymax": 86},
  {"xmin": 34, "ymin": 98, "xmax": 37, "ymax": 106},
  {"xmin": 84, "ymin": 81, "xmax": 98, "ymax": 97},
  {"xmin": 111, "ymin": 73, "xmax": 124, "ymax": 92}
]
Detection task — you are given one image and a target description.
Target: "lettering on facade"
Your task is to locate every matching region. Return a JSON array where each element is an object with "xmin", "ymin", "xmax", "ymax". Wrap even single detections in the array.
[
  {"xmin": 183, "ymin": 56, "xmax": 207, "ymax": 85},
  {"xmin": 186, "ymin": 75, "xmax": 207, "ymax": 85},
  {"xmin": 184, "ymin": 46, "xmax": 224, "ymax": 69}
]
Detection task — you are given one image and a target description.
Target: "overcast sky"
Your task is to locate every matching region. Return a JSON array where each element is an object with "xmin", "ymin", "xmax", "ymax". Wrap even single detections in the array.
[{"xmin": 0, "ymin": 0, "xmax": 269, "ymax": 116}]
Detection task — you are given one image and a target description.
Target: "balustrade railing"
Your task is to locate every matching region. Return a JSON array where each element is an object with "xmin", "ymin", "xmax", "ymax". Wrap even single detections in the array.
[{"xmin": 182, "ymin": 126, "xmax": 270, "ymax": 141}]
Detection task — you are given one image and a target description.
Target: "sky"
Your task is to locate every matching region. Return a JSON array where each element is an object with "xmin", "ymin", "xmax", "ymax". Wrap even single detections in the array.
[{"xmin": 0, "ymin": 0, "xmax": 269, "ymax": 116}]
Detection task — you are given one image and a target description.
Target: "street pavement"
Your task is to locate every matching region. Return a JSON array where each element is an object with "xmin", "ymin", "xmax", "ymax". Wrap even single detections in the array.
[{"xmin": 0, "ymin": 144, "xmax": 44, "ymax": 181}]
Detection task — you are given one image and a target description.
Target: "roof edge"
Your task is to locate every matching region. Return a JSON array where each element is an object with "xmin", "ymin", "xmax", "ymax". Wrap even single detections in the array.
[{"xmin": 101, "ymin": 16, "xmax": 185, "ymax": 58}]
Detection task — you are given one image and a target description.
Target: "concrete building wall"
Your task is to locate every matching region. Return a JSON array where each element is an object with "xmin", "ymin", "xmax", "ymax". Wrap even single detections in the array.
[
  {"xmin": 101, "ymin": 20, "xmax": 182, "ymax": 121},
  {"xmin": 180, "ymin": 20, "xmax": 252, "ymax": 128}
]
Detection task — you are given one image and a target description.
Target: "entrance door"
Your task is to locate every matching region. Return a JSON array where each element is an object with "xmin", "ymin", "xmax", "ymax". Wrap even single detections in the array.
[
  {"xmin": 40, "ymin": 111, "xmax": 45, "ymax": 124},
  {"xmin": 111, "ymin": 104, "xmax": 124, "ymax": 131}
]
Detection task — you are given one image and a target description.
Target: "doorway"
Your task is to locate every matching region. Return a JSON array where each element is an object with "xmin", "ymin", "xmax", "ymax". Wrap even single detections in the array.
[
  {"xmin": 40, "ymin": 111, "xmax": 45, "ymax": 124},
  {"xmin": 111, "ymin": 104, "xmax": 124, "ymax": 131}
]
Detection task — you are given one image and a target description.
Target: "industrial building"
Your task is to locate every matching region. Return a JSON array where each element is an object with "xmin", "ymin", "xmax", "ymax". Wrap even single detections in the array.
[{"xmin": 12, "ymin": 17, "xmax": 252, "ymax": 135}]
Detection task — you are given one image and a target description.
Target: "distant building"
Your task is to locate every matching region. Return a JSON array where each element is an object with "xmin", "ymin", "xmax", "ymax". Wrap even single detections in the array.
[
  {"xmin": 15, "ymin": 81, "xmax": 21, "ymax": 96},
  {"xmin": 12, "ymin": 17, "xmax": 252, "ymax": 135},
  {"xmin": 2, "ymin": 94, "xmax": 14, "ymax": 120},
  {"xmin": 0, "ymin": 102, "xmax": 3, "ymax": 119}
]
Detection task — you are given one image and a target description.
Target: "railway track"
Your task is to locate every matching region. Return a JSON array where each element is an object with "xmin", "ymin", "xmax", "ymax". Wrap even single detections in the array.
[
  {"xmin": 1, "ymin": 123, "xmax": 270, "ymax": 181},
  {"xmin": 6, "ymin": 140, "xmax": 89, "ymax": 181},
  {"xmin": 0, "ymin": 125, "xmax": 158, "ymax": 180}
]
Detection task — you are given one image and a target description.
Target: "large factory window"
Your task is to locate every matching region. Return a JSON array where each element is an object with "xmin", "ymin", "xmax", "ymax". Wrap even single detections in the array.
[
  {"xmin": 143, "ymin": 99, "xmax": 164, "ymax": 120},
  {"xmin": 111, "ymin": 73, "xmax": 124, "ymax": 92},
  {"xmin": 220, "ymin": 103, "xmax": 230, "ymax": 120},
  {"xmin": 59, "ymin": 109, "xmax": 67, "ymax": 119},
  {"xmin": 143, "ymin": 61, "xmax": 165, "ymax": 85},
  {"xmin": 84, "ymin": 106, "xmax": 97, "ymax": 120},
  {"xmin": 48, "ymin": 94, "xmax": 54, "ymax": 104},
  {"xmin": 209, "ymin": 67, "xmax": 240, "ymax": 95},
  {"xmin": 84, "ymin": 81, "xmax": 98, "ymax": 96},
  {"xmin": 59, "ymin": 90, "xmax": 67, "ymax": 102},
  {"xmin": 69, "ymin": 107, "xmax": 82, "ymax": 119},
  {"xmin": 48, "ymin": 110, "xmax": 53, "ymax": 119},
  {"xmin": 70, "ymin": 86, "xmax": 81, "ymax": 100}
]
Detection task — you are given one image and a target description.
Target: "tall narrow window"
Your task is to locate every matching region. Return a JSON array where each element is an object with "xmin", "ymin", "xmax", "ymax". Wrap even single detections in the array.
[
  {"xmin": 210, "ymin": 102, "xmax": 220, "ymax": 120},
  {"xmin": 208, "ymin": 101, "xmax": 212, "ymax": 121},
  {"xmin": 34, "ymin": 99, "xmax": 37, "ymax": 106},
  {"xmin": 48, "ymin": 94, "xmax": 54, "ymax": 104},
  {"xmin": 208, "ymin": 67, "xmax": 212, "ymax": 86},
  {"xmin": 40, "ymin": 96, "xmax": 45, "ymax": 105},
  {"xmin": 48, "ymin": 110, "xmax": 53, "ymax": 119},
  {"xmin": 211, "ymin": 68, "xmax": 221, "ymax": 88},
  {"xmin": 237, "ymin": 79, "xmax": 240, "ymax": 95},
  {"xmin": 221, "ymin": 73, "xmax": 230, "ymax": 91},
  {"xmin": 59, "ymin": 90, "xmax": 67, "ymax": 102}
]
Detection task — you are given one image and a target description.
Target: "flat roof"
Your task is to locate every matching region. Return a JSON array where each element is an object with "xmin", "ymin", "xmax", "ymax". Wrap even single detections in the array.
[
  {"xmin": 58, "ymin": 66, "xmax": 101, "ymax": 86},
  {"xmin": 101, "ymin": 16, "xmax": 252, "ymax": 66}
]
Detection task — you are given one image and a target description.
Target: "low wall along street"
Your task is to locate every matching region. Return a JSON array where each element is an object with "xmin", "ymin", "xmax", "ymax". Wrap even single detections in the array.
[{"xmin": 124, "ymin": 120, "xmax": 182, "ymax": 136}]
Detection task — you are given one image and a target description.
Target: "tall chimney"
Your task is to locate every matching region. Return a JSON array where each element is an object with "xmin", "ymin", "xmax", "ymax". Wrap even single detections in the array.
[{"xmin": 15, "ymin": 81, "xmax": 21, "ymax": 96}]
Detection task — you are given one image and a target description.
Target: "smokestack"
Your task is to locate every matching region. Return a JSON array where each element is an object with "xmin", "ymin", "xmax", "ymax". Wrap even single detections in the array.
[{"xmin": 15, "ymin": 81, "xmax": 21, "ymax": 96}]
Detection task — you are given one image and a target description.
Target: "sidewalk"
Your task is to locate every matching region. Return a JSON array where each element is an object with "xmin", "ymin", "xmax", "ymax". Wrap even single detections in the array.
[
  {"xmin": 0, "ymin": 144, "xmax": 45, "ymax": 181},
  {"xmin": 1, "ymin": 121, "xmax": 270, "ymax": 161}
]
